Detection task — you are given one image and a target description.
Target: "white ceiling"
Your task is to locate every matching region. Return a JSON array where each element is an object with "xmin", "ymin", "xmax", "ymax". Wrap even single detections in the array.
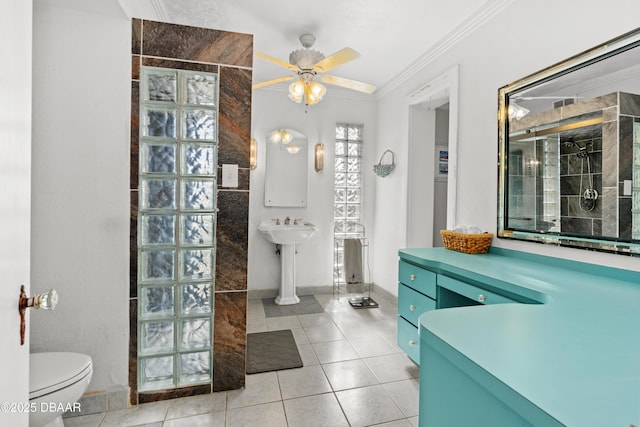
[{"xmin": 39, "ymin": 0, "xmax": 509, "ymax": 96}]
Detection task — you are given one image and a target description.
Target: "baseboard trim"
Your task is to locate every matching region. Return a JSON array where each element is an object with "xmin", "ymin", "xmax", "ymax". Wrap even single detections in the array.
[{"xmin": 249, "ymin": 286, "xmax": 333, "ymax": 301}]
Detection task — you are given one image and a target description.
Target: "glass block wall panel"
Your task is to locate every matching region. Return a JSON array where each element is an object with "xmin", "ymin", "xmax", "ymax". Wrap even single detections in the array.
[
  {"xmin": 140, "ymin": 285, "xmax": 175, "ymax": 319},
  {"xmin": 179, "ymin": 351, "xmax": 211, "ymax": 386},
  {"xmin": 141, "ymin": 142, "xmax": 177, "ymax": 174},
  {"xmin": 138, "ymin": 66, "xmax": 218, "ymax": 392},
  {"xmin": 179, "ymin": 318, "xmax": 211, "ymax": 350},
  {"xmin": 140, "ymin": 179, "xmax": 176, "ymax": 210},
  {"xmin": 181, "ymin": 214, "xmax": 215, "ymax": 246},
  {"xmin": 184, "ymin": 72, "xmax": 217, "ymax": 106},
  {"xmin": 141, "ymin": 214, "xmax": 176, "ymax": 246},
  {"xmin": 142, "ymin": 69, "xmax": 177, "ymax": 102},
  {"xmin": 140, "ymin": 250, "xmax": 175, "ymax": 282},
  {"xmin": 334, "ymin": 124, "xmax": 364, "ymax": 285},
  {"xmin": 183, "ymin": 108, "xmax": 216, "ymax": 141},
  {"xmin": 141, "ymin": 106, "xmax": 177, "ymax": 138},
  {"xmin": 139, "ymin": 355, "xmax": 174, "ymax": 391},
  {"xmin": 181, "ymin": 179, "xmax": 215, "ymax": 210},
  {"xmin": 180, "ymin": 249, "xmax": 214, "ymax": 280},
  {"xmin": 182, "ymin": 144, "xmax": 216, "ymax": 175},
  {"xmin": 180, "ymin": 283, "xmax": 211, "ymax": 315},
  {"xmin": 140, "ymin": 320, "xmax": 175, "ymax": 355}
]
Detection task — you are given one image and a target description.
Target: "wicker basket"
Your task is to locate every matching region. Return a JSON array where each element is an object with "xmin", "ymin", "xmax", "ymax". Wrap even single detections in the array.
[{"xmin": 440, "ymin": 230, "xmax": 493, "ymax": 254}]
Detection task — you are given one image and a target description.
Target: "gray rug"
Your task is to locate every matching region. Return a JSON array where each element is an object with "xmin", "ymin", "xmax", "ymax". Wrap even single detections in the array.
[
  {"xmin": 262, "ymin": 295, "xmax": 324, "ymax": 318},
  {"xmin": 246, "ymin": 329, "xmax": 303, "ymax": 374}
]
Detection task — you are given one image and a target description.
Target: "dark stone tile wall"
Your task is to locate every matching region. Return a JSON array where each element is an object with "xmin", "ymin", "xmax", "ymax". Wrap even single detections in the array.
[
  {"xmin": 141, "ymin": 21, "xmax": 252, "ymax": 67},
  {"xmin": 215, "ymin": 191, "xmax": 249, "ymax": 292},
  {"xmin": 213, "ymin": 292, "xmax": 247, "ymax": 391},
  {"xmin": 129, "ymin": 19, "xmax": 252, "ymax": 405}
]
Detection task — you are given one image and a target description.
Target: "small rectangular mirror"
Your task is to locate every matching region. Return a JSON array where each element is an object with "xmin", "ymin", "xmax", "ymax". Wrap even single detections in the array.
[
  {"xmin": 264, "ymin": 129, "xmax": 308, "ymax": 207},
  {"xmin": 498, "ymin": 27, "xmax": 640, "ymax": 255}
]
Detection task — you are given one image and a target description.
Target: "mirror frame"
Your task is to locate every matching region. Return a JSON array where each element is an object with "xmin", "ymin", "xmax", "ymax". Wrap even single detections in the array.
[{"xmin": 498, "ymin": 27, "xmax": 640, "ymax": 256}]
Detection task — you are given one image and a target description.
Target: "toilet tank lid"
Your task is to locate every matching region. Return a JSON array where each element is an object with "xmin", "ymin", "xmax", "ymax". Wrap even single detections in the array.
[{"xmin": 30, "ymin": 352, "xmax": 93, "ymax": 394}]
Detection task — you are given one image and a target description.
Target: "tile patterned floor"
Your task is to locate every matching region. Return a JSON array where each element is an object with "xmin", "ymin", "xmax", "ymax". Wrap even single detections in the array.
[{"xmin": 65, "ymin": 292, "xmax": 419, "ymax": 427}]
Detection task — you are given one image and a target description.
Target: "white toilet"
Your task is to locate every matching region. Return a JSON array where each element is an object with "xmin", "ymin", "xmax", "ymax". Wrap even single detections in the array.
[{"xmin": 29, "ymin": 352, "xmax": 93, "ymax": 427}]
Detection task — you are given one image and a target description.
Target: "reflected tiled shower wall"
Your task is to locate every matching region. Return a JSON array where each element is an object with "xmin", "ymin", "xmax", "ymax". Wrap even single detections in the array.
[{"xmin": 130, "ymin": 19, "xmax": 252, "ymax": 405}]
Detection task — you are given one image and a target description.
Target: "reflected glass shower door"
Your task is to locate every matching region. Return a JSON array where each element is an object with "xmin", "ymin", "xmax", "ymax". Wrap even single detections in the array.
[{"xmin": 138, "ymin": 67, "xmax": 218, "ymax": 391}]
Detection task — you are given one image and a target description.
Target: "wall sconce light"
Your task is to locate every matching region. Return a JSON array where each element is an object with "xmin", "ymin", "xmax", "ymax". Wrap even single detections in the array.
[
  {"xmin": 315, "ymin": 143, "xmax": 324, "ymax": 172},
  {"xmin": 250, "ymin": 138, "xmax": 257, "ymax": 170}
]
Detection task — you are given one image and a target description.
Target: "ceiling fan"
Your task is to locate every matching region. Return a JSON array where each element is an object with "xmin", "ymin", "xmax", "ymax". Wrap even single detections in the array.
[{"xmin": 253, "ymin": 33, "xmax": 376, "ymax": 106}]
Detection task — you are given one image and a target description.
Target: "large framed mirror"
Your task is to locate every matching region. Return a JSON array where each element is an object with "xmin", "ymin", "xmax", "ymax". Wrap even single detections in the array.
[{"xmin": 498, "ymin": 27, "xmax": 640, "ymax": 255}]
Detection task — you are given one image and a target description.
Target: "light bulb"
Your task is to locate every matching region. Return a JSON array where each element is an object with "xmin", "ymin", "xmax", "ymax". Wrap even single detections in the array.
[
  {"xmin": 287, "ymin": 144, "xmax": 300, "ymax": 154},
  {"xmin": 281, "ymin": 130, "xmax": 293, "ymax": 144},
  {"xmin": 288, "ymin": 80, "xmax": 304, "ymax": 103},
  {"xmin": 270, "ymin": 130, "xmax": 282, "ymax": 143}
]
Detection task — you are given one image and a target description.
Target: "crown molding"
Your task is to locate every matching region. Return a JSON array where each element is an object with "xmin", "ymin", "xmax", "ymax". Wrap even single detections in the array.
[
  {"xmin": 148, "ymin": 0, "xmax": 168, "ymax": 21},
  {"xmin": 376, "ymin": 0, "xmax": 514, "ymax": 99}
]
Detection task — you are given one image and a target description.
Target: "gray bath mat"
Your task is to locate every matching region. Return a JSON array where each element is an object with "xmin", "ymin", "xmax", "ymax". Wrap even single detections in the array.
[
  {"xmin": 262, "ymin": 295, "xmax": 324, "ymax": 318},
  {"xmin": 246, "ymin": 329, "xmax": 303, "ymax": 374}
]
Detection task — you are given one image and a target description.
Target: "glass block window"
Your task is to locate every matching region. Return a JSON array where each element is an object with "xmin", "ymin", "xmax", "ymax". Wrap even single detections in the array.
[
  {"xmin": 138, "ymin": 67, "xmax": 217, "ymax": 392},
  {"xmin": 334, "ymin": 123, "xmax": 364, "ymax": 283}
]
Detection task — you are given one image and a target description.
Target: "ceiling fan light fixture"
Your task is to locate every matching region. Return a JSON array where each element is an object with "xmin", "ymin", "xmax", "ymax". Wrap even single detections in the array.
[
  {"xmin": 288, "ymin": 80, "xmax": 305, "ymax": 103},
  {"xmin": 305, "ymin": 81, "xmax": 326, "ymax": 106}
]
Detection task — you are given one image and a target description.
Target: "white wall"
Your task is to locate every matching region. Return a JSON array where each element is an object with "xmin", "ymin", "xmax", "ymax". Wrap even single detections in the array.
[
  {"xmin": 248, "ymin": 90, "xmax": 377, "ymax": 293},
  {"xmin": 372, "ymin": 0, "xmax": 640, "ymax": 297},
  {"xmin": 31, "ymin": 4, "xmax": 130, "ymax": 393}
]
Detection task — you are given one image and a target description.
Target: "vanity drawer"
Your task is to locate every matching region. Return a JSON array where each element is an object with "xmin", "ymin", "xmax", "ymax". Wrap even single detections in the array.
[
  {"xmin": 397, "ymin": 316, "xmax": 420, "ymax": 364},
  {"xmin": 398, "ymin": 283, "xmax": 436, "ymax": 326},
  {"xmin": 399, "ymin": 261, "xmax": 436, "ymax": 298},
  {"xmin": 437, "ymin": 275, "xmax": 515, "ymax": 305}
]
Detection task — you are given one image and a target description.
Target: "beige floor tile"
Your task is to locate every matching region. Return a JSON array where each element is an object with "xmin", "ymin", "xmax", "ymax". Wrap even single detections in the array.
[
  {"xmin": 312, "ymin": 339, "xmax": 359, "ymax": 364},
  {"xmin": 321, "ymin": 359, "xmax": 379, "ymax": 391},
  {"xmin": 162, "ymin": 411, "xmax": 225, "ymax": 427},
  {"xmin": 383, "ymin": 378, "xmax": 420, "ymax": 417},
  {"xmin": 226, "ymin": 372, "xmax": 281, "ymax": 409},
  {"xmin": 335, "ymin": 384, "xmax": 405, "ymax": 427},
  {"xmin": 276, "ymin": 365, "xmax": 332, "ymax": 400},
  {"xmin": 226, "ymin": 401, "xmax": 287, "ymax": 427},
  {"xmin": 283, "ymin": 393, "xmax": 349, "ymax": 427},
  {"xmin": 165, "ymin": 392, "xmax": 226, "ymax": 420},
  {"xmin": 364, "ymin": 353, "xmax": 419, "ymax": 383}
]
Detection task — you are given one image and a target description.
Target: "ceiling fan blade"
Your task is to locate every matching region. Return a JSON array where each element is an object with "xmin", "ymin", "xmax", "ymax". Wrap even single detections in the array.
[
  {"xmin": 312, "ymin": 47, "xmax": 359, "ymax": 73},
  {"xmin": 321, "ymin": 75, "xmax": 376, "ymax": 94},
  {"xmin": 252, "ymin": 75, "xmax": 294, "ymax": 89},
  {"xmin": 255, "ymin": 51, "xmax": 300, "ymax": 72}
]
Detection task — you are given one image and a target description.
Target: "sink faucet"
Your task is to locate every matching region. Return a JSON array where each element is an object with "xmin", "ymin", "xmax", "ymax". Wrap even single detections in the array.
[
  {"xmin": 274, "ymin": 218, "xmax": 280, "ymax": 225},
  {"xmin": 294, "ymin": 218, "xmax": 301, "ymax": 225},
  {"xmin": 284, "ymin": 216, "xmax": 291, "ymax": 225}
]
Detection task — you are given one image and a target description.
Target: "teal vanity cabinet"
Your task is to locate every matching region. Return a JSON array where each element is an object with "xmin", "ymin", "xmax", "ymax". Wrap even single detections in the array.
[
  {"xmin": 397, "ymin": 256, "xmax": 520, "ymax": 364},
  {"xmin": 400, "ymin": 247, "xmax": 640, "ymax": 427},
  {"xmin": 396, "ymin": 260, "xmax": 436, "ymax": 363}
]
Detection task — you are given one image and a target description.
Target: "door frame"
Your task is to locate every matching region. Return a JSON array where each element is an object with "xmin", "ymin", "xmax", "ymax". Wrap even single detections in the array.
[{"xmin": 404, "ymin": 65, "xmax": 459, "ymax": 247}]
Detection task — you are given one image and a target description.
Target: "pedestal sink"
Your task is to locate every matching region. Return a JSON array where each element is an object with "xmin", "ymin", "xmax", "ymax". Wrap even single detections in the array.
[{"xmin": 258, "ymin": 219, "xmax": 318, "ymax": 305}]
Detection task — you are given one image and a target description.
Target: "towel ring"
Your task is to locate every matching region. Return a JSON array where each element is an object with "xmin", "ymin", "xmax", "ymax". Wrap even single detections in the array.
[{"xmin": 373, "ymin": 149, "xmax": 395, "ymax": 177}]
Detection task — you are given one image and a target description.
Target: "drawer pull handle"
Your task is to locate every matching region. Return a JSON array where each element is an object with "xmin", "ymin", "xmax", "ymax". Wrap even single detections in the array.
[
  {"xmin": 410, "ymin": 274, "xmax": 416, "ymax": 280},
  {"xmin": 478, "ymin": 294, "xmax": 486, "ymax": 303},
  {"xmin": 409, "ymin": 340, "xmax": 416, "ymax": 346},
  {"xmin": 409, "ymin": 304, "xmax": 416, "ymax": 311}
]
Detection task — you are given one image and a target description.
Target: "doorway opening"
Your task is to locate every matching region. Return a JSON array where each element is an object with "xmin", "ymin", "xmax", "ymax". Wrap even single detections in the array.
[{"xmin": 405, "ymin": 66, "xmax": 459, "ymax": 248}]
